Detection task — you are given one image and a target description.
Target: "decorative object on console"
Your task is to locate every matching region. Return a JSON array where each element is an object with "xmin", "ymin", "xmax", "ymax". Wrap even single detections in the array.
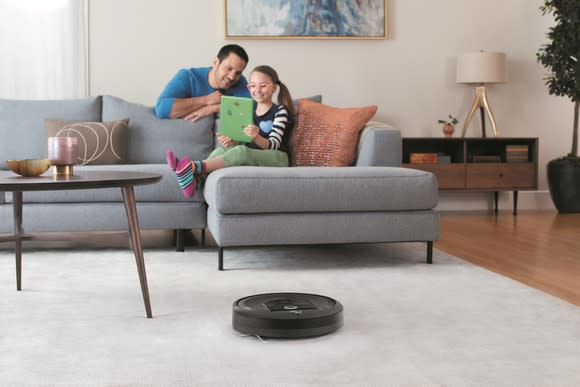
[
  {"xmin": 456, "ymin": 51, "xmax": 507, "ymax": 137},
  {"xmin": 45, "ymin": 119, "xmax": 129, "ymax": 166},
  {"xmin": 289, "ymin": 99, "xmax": 377, "ymax": 167},
  {"xmin": 410, "ymin": 153, "xmax": 438, "ymax": 164},
  {"xmin": 471, "ymin": 154, "xmax": 502, "ymax": 163},
  {"xmin": 438, "ymin": 153, "xmax": 452, "ymax": 163},
  {"xmin": 438, "ymin": 114, "xmax": 458, "ymax": 137},
  {"xmin": 6, "ymin": 159, "xmax": 51, "ymax": 177},
  {"xmin": 505, "ymin": 145, "xmax": 529, "ymax": 163},
  {"xmin": 47, "ymin": 136, "xmax": 78, "ymax": 176}
]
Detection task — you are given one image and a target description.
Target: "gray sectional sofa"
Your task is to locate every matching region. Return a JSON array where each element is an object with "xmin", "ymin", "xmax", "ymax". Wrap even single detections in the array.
[{"xmin": 0, "ymin": 95, "xmax": 439, "ymax": 268}]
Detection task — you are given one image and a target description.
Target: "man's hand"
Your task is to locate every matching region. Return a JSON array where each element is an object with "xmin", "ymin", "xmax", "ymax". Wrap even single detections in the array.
[
  {"xmin": 168, "ymin": 90, "xmax": 223, "ymax": 120},
  {"xmin": 205, "ymin": 90, "xmax": 223, "ymax": 106},
  {"xmin": 217, "ymin": 134, "xmax": 236, "ymax": 148},
  {"xmin": 183, "ymin": 104, "xmax": 218, "ymax": 122}
]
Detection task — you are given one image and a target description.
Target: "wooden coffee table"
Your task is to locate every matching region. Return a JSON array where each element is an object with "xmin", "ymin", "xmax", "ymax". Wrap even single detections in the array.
[{"xmin": 0, "ymin": 170, "xmax": 162, "ymax": 318}]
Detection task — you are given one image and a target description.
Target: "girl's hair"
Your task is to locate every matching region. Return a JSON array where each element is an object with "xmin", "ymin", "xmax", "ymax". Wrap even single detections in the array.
[{"xmin": 250, "ymin": 65, "xmax": 295, "ymax": 118}]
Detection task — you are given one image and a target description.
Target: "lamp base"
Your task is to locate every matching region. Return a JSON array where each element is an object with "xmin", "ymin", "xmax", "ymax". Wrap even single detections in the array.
[{"xmin": 461, "ymin": 85, "xmax": 499, "ymax": 137}]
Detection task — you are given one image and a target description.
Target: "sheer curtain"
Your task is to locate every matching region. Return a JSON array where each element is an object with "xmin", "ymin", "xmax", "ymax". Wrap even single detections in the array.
[{"xmin": 0, "ymin": 0, "xmax": 88, "ymax": 99}]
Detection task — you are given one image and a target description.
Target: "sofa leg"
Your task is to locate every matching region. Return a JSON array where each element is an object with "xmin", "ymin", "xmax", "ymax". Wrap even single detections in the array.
[
  {"xmin": 426, "ymin": 241, "xmax": 433, "ymax": 264},
  {"xmin": 201, "ymin": 228, "xmax": 206, "ymax": 247},
  {"xmin": 175, "ymin": 229, "xmax": 185, "ymax": 252},
  {"xmin": 218, "ymin": 247, "xmax": 224, "ymax": 271}
]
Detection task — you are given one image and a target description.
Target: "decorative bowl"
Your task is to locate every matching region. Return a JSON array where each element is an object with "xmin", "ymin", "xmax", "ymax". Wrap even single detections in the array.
[{"xmin": 6, "ymin": 159, "xmax": 52, "ymax": 177}]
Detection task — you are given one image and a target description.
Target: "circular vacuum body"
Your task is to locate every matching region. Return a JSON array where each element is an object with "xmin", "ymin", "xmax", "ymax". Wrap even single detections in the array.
[{"xmin": 233, "ymin": 292, "xmax": 343, "ymax": 338}]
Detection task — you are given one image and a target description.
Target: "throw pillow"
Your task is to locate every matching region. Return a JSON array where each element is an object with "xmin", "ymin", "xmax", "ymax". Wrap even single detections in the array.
[
  {"xmin": 44, "ymin": 119, "xmax": 129, "ymax": 165},
  {"xmin": 290, "ymin": 100, "xmax": 377, "ymax": 167}
]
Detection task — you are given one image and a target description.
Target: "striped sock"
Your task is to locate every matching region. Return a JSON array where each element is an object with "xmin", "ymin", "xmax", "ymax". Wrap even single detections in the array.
[
  {"xmin": 192, "ymin": 160, "xmax": 206, "ymax": 175},
  {"xmin": 175, "ymin": 157, "xmax": 196, "ymax": 198}
]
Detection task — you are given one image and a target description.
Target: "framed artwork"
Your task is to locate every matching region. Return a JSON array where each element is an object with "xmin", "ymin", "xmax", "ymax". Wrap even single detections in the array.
[{"xmin": 225, "ymin": 0, "xmax": 387, "ymax": 40}]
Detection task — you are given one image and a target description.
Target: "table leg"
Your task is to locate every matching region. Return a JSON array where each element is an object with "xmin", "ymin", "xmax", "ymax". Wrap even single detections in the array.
[
  {"xmin": 121, "ymin": 186, "xmax": 153, "ymax": 318},
  {"xmin": 13, "ymin": 191, "xmax": 23, "ymax": 291}
]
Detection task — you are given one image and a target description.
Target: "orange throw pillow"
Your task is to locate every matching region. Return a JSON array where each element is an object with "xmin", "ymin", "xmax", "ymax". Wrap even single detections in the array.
[{"xmin": 290, "ymin": 99, "xmax": 377, "ymax": 167}]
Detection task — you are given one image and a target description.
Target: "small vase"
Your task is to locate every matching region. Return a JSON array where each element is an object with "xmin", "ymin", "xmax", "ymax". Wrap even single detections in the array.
[
  {"xmin": 442, "ymin": 124, "xmax": 455, "ymax": 138},
  {"xmin": 47, "ymin": 136, "xmax": 78, "ymax": 176}
]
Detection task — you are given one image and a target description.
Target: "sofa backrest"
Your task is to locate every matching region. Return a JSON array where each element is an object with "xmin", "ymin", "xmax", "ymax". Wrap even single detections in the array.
[
  {"xmin": 0, "ymin": 96, "xmax": 102, "ymax": 169},
  {"xmin": 0, "ymin": 95, "xmax": 215, "ymax": 169},
  {"xmin": 101, "ymin": 95, "xmax": 214, "ymax": 164}
]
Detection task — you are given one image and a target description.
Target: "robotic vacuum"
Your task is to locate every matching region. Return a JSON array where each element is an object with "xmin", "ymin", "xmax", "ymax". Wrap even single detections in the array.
[{"xmin": 233, "ymin": 292, "xmax": 343, "ymax": 338}]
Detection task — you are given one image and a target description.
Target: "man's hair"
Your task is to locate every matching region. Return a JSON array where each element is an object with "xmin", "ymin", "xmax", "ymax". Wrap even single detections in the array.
[{"xmin": 217, "ymin": 44, "xmax": 249, "ymax": 64}]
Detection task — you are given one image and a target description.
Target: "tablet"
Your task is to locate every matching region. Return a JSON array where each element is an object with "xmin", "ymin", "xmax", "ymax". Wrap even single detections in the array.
[{"xmin": 219, "ymin": 96, "xmax": 254, "ymax": 143}]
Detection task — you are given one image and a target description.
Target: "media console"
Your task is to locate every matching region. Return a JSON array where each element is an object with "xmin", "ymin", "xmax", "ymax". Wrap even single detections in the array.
[{"xmin": 402, "ymin": 137, "xmax": 539, "ymax": 214}]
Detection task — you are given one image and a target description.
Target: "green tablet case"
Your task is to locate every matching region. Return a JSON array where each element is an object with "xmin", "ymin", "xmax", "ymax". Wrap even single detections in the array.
[{"xmin": 219, "ymin": 96, "xmax": 254, "ymax": 143}]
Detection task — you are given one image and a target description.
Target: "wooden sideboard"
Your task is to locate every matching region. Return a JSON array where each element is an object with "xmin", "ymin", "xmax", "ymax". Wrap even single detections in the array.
[{"xmin": 402, "ymin": 137, "xmax": 539, "ymax": 214}]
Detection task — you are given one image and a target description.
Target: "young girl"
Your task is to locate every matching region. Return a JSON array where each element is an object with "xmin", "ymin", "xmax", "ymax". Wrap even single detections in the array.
[{"xmin": 166, "ymin": 65, "xmax": 295, "ymax": 198}]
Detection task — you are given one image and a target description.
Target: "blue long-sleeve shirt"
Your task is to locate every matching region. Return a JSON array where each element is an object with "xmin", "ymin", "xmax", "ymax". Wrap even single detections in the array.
[{"xmin": 155, "ymin": 66, "xmax": 250, "ymax": 118}]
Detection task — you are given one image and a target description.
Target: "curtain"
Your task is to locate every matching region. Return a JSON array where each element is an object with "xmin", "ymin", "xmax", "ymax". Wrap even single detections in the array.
[{"xmin": 0, "ymin": 0, "xmax": 88, "ymax": 99}]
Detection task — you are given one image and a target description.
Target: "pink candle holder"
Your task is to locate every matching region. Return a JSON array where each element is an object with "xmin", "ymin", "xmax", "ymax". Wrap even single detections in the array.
[{"xmin": 47, "ymin": 136, "xmax": 78, "ymax": 176}]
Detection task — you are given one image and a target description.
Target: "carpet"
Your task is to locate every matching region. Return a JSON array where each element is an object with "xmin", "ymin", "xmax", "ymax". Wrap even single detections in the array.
[{"xmin": 1, "ymin": 243, "xmax": 579, "ymax": 386}]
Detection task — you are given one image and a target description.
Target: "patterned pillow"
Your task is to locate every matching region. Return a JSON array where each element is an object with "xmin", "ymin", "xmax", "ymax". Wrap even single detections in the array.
[
  {"xmin": 44, "ymin": 119, "xmax": 129, "ymax": 165},
  {"xmin": 290, "ymin": 100, "xmax": 377, "ymax": 166}
]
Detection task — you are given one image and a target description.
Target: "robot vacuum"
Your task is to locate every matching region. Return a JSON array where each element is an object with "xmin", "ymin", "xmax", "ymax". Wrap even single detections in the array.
[{"xmin": 233, "ymin": 292, "xmax": 343, "ymax": 338}]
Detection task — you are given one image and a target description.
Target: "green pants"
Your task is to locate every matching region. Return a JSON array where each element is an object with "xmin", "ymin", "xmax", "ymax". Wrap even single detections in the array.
[{"xmin": 208, "ymin": 145, "xmax": 289, "ymax": 167}]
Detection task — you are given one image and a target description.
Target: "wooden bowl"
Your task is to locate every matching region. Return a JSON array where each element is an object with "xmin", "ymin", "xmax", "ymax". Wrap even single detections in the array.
[{"xmin": 6, "ymin": 159, "xmax": 52, "ymax": 177}]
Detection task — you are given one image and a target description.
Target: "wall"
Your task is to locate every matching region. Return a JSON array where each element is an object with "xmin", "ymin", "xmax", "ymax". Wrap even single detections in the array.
[{"xmin": 89, "ymin": 0, "xmax": 573, "ymax": 211}]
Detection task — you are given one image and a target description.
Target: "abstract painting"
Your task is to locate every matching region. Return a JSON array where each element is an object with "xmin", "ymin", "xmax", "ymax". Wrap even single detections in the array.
[{"xmin": 225, "ymin": 0, "xmax": 387, "ymax": 39}]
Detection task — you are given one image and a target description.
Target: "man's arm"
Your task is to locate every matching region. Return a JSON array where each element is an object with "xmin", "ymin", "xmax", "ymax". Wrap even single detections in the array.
[
  {"xmin": 169, "ymin": 92, "xmax": 221, "ymax": 119},
  {"xmin": 182, "ymin": 101, "xmax": 222, "ymax": 122},
  {"xmin": 155, "ymin": 68, "xmax": 221, "ymax": 119}
]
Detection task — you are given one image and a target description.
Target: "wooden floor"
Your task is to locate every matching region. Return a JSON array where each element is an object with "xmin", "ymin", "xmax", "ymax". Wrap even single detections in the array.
[{"xmin": 436, "ymin": 210, "xmax": 580, "ymax": 307}]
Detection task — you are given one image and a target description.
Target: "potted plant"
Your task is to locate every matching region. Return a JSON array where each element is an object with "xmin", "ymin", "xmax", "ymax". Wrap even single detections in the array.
[
  {"xmin": 438, "ymin": 115, "xmax": 458, "ymax": 137},
  {"xmin": 536, "ymin": 0, "xmax": 580, "ymax": 213}
]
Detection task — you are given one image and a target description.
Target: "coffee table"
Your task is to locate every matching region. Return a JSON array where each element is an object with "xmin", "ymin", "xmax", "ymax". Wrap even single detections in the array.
[{"xmin": 0, "ymin": 170, "xmax": 162, "ymax": 318}]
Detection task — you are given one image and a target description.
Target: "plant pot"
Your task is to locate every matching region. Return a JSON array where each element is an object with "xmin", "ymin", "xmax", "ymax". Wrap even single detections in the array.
[
  {"xmin": 547, "ymin": 157, "xmax": 580, "ymax": 213},
  {"xmin": 442, "ymin": 124, "xmax": 455, "ymax": 138}
]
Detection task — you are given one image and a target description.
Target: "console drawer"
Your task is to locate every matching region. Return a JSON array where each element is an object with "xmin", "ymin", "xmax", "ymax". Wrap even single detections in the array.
[{"xmin": 466, "ymin": 163, "xmax": 535, "ymax": 189}]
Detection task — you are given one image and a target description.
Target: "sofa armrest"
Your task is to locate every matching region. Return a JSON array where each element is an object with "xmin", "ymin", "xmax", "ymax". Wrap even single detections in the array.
[{"xmin": 355, "ymin": 122, "xmax": 402, "ymax": 167}]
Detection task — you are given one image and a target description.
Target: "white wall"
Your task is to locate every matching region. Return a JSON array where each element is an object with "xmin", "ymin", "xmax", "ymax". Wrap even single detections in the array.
[{"xmin": 90, "ymin": 0, "xmax": 574, "ymax": 211}]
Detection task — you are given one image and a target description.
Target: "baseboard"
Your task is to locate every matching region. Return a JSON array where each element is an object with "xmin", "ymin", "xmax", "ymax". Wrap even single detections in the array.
[{"xmin": 435, "ymin": 190, "xmax": 556, "ymax": 212}]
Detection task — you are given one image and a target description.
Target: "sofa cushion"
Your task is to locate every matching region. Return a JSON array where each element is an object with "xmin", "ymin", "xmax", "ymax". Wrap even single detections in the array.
[
  {"xmin": 101, "ymin": 95, "xmax": 214, "ymax": 164},
  {"xmin": 204, "ymin": 166, "xmax": 438, "ymax": 214},
  {"xmin": 290, "ymin": 100, "xmax": 377, "ymax": 167},
  {"xmin": 44, "ymin": 119, "xmax": 129, "ymax": 165},
  {"xmin": 0, "ymin": 96, "xmax": 102, "ymax": 170}
]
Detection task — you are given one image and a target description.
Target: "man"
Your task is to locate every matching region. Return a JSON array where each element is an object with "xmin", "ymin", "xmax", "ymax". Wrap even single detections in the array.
[{"xmin": 155, "ymin": 44, "xmax": 251, "ymax": 121}]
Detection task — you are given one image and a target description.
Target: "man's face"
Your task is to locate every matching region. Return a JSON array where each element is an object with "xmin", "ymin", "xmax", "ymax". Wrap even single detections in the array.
[{"xmin": 211, "ymin": 53, "xmax": 247, "ymax": 90}]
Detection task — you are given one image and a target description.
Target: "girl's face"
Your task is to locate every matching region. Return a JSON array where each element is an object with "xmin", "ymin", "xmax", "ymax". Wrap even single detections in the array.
[{"xmin": 247, "ymin": 71, "xmax": 277, "ymax": 104}]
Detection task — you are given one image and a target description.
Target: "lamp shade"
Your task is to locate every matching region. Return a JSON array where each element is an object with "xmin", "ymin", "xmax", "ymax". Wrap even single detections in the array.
[{"xmin": 456, "ymin": 51, "xmax": 507, "ymax": 84}]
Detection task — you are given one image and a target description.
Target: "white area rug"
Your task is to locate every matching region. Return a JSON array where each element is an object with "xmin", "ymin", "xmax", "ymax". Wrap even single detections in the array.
[{"xmin": 1, "ymin": 243, "xmax": 579, "ymax": 386}]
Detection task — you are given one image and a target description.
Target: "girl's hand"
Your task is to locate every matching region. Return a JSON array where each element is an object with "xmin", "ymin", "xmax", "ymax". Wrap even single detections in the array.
[
  {"xmin": 217, "ymin": 134, "xmax": 236, "ymax": 148},
  {"xmin": 243, "ymin": 124, "xmax": 260, "ymax": 140}
]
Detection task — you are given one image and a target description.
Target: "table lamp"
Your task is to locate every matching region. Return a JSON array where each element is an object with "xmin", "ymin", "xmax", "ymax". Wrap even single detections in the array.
[{"xmin": 456, "ymin": 51, "xmax": 507, "ymax": 137}]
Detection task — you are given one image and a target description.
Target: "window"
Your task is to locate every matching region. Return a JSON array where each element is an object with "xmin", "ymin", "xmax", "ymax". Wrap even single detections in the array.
[{"xmin": 0, "ymin": 0, "xmax": 88, "ymax": 99}]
